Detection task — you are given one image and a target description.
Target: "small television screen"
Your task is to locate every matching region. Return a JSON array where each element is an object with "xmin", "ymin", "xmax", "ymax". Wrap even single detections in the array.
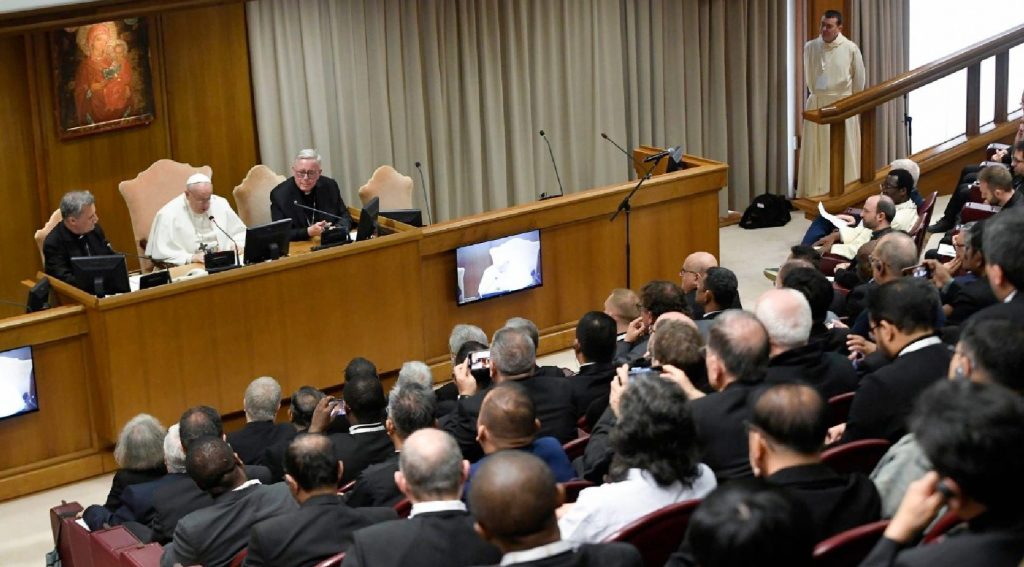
[
  {"xmin": 70, "ymin": 255, "xmax": 130, "ymax": 297},
  {"xmin": 244, "ymin": 219, "xmax": 292, "ymax": 264},
  {"xmin": 380, "ymin": 209, "xmax": 423, "ymax": 227},
  {"xmin": 456, "ymin": 230, "xmax": 542, "ymax": 305},
  {"xmin": 0, "ymin": 346, "xmax": 38, "ymax": 421},
  {"xmin": 356, "ymin": 197, "xmax": 380, "ymax": 242}
]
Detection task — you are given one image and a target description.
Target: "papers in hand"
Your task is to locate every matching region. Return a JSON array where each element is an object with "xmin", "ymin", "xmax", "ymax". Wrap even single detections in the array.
[{"xmin": 818, "ymin": 202, "xmax": 854, "ymax": 229}]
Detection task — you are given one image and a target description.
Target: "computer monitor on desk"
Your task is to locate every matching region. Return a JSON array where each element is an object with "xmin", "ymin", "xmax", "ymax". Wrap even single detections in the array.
[
  {"xmin": 356, "ymin": 197, "xmax": 380, "ymax": 242},
  {"xmin": 379, "ymin": 209, "xmax": 423, "ymax": 227},
  {"xmin": 70, "ymin": 255, "xmax": 130, "ymax": 297},
  {"xmin": 244, "ymin": 219, "xmax": 292, "ymax": 264}
]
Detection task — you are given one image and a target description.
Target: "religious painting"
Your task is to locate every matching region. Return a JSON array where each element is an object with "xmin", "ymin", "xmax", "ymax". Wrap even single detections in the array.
[{"xmin": 51, "ymin": 18, "xmax": 155, "ymax": 139}]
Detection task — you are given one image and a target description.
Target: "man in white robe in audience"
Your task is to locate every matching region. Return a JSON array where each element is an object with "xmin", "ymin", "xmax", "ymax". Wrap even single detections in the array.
[
  {"xmin": 146, "ymin": 173, "xmax": 247, "ymax": 266},
  {"xmin": 798, "ymin": 9, "xmax": 866, "ymax": 198}
]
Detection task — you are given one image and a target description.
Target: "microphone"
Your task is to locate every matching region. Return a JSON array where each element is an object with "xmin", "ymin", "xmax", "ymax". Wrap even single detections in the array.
[
  {"xmin": 414, "ymin": 161, "xmax": 434, "ymax": 225},
  {"xmin": 643, "ymin": 146, "xmax": 680, "ymax": 163},
  {"xmin": 291, "ymin": 200, "xmax": 348, "ymax": 224},
  {"xmin": 538, "ymin": 130, "xmax": 565, "ymax": 200},
  {"xmin": 600, "ymin": 132, "xmax": 634, "ymax": 163},
  {"xmin": 208, "ymin": 215, "xmax": 240, "ymax": 258}
]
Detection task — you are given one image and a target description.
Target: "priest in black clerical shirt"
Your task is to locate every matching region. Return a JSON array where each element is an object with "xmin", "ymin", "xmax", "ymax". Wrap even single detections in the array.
[
  {"xmin": 270, "ymin": 148, "xmax": 354, "ymax": 241},
  {"xmin": 43, "ymin": 190, "xmax": 115, "ymax": 286}
]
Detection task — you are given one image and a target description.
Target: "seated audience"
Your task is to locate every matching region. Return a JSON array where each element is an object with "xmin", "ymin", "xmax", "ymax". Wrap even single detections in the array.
[
  {"xmin": 616, "ymin": 280, "xmax": 689, "ymax": 364},
  {"xmin": 348, "ymin": 383, "xmax": 437, "ymax": 507},
  {"xmin": 835, "ymin": 278, "xmax": 950, "ymax": 444},
  {"xmin": 309, "ymin": 370, "xmax": 393, "ymax": 484},
  {"xmin": 975, "ymin": 161, "xmax": 1022, "ymax": 210},
  {"xmin": 819, "ymin": 193, "xmax": 901, "ymax": 260},
  {"xmin": 505, "ymin": 317, "xmax": 571, "ymax": 377},
  {"xmin": 748, "ymin": 384, "xmax": 880, "ymax": 540},
  {"xmin": 679, "ymin": 251, "xmax": 719, "ymax": 317},
  {"xmin": 968, "ymin": 208, "xmax": 1024, "ymax": 327},
  {"xmin": 847, "ymin": 231, "xmax": 921, "ymax": 337},
  {"xmin": 227, "ymin": 376, "xmax": 296, "ymax": 466},
  {"xmin": 693, "ymin": 267, "xmax": 739, "ymax": 337},
  {"xmin": 779, "ymin": 265, "xmax": 850, "ymax": 355},
  {"xmin": 471, "ymin": 451, "xmax": 643, "ymax": 567},
  {"xmin": 871, "ymin": 318, "xmax": 1024, "ymax": 517},
  {"xmin": 466, "ymin": 382, "xmax": 575, "ymax": 498},
  {"xmin": 262, "ymin": 385, "xmax": 326, "ymax": 483},
  {"xmin": 923, "ymin": 220, "xmax": 996, "ymax": 325},
  {"xmin": 666, "ymin": 481, "xmax": 814, "ymax": 567},
  {"xmin": 43, "ymin": 190, "xmax": 116, "ymax": 286},
  {"xmin": 97, "ymin": 414, "xmax": 167, "ymax": 513},
  {"xmin": 558, "ymin": 375, "xmax": 716, "ymax": 542},
  {"xmin": 245, "ymin": 434, "xmax": 397, "ymax": 566},
  {"xmin": 569, "ymin": 311, "xmax": 618, "ymax": 425},
  {"xmin": 755, "ymin": 288, "xmax": 858, "ymax": 399},
  {"xmin": 435, "ymin": 324, "xmax": 489, "ymax": 411},
  {"xmin": 667, "ymin": 310, "xmax": 769, "ymax": 481},
  {"xmin": 342, "ymin": 429, "xmax": 501, "ymax": 567},
  {"xmin": 603, "ymin": 288, "xmax": 641, "ymax": 338},
  {"xmin": 394, "ymin": 360, "xmax": 433, "ymax": 393},
  {"xmin": 860, "ymin": 380, "xmax": 1024, "ymax": 566},
  {"xmin": 160, "ymin": 436, "xmax": 297, "ymax": 567}
]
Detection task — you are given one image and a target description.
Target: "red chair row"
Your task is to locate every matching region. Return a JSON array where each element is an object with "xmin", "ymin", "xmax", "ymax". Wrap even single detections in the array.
[{"xmin": 50, "ymin": 501, "xmax": 166, "ymax": 567}]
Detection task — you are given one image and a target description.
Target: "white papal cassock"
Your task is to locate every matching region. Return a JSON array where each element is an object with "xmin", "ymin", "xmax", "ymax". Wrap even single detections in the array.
[{"xmin": 145, "ymin": 194, "xmax": 247, "ymax": 266}]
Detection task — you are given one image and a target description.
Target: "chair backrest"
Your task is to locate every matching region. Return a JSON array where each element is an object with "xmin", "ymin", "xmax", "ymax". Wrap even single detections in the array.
[
  {"xmin": 227, "ymin": 547, "xmax": 248, "ymax": 567},
  {"xmin": 562, "ymin": 434, "xmax": 590, "ymax": 461},
  {"xmin": 118, "ymin": 159, "xmax": 212, "ymax": 271},
  {"xmin": 313, "ymin": 552, "xmax": 346, "ymax": 567},
  {"xmin": 89, "ymin": 525, "xmax": 140, "ymax": 567},
  {"xmin": 908, "ymin": 191, "xmax": 938, "ymax": 255},
  {"xmin": 394, "ymin": 497, "xmax": 413, "ymax": 518},
  {"xmin": 821, "ymin": 439, "xmax": 892, "ymax": 476},
  {"xmin": 560, "ymin": 480, "xmax": 595, "ymax": 504},
  {"xmin": 825, "ymin": 392, "xmax": 856, "ymax": 429},
  {"xmin": 358, "ymin": 165, "xmax": 414, "ymax": 211},
  {"xmin": 604, "ymin": 499, "xmax": 702, "ymax": 567},
  {"xmin": 813, "ymin": 519, "xmax": 889, "ymax": 567},
  {"xmin": 922, "ymin": 509, "xmax": 964, "ymax": 544},
  {"xmin": 35, "ymin": 208, "xmax": 63, "ymax": 264},
  {"xmin": 233, "ymin": 164, "xmax": 285, "ymax": 227},
  {"xmin": 120, "ymin": 542, "xmax": 165, "ymax": 567}
]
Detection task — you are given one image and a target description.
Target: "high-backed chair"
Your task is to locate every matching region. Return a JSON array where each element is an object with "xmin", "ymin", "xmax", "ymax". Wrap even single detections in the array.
[
  {"xmin": 90, "ymin": 525, "xmax": 140, "ymax": 566},
  {"xmin": 118, "ymin": 159, "xmax": 212, "ymax": 271},
  {"xmin": 604, "ymin": 499, "xmax": 702, "ymax": 567},
  {"xmin": 821, "ymin": 439, "xmax": 892, "ymax": 476},
  {"xmin": 233, "ymin": 165, "xmax": 285, "ymax": 227},
  {"xmin": 908, "ymin": 191, "xmax": 938, "ymax": 255},
  {"xmin": 34, "ymin": 208, "xmax": 63, "ymax": 264},
  {"xmin": 813, "ymin": 519, "xmax": 889, "ymax": 567},
  {"xmin": 358, "ymin": 165, "xmax": 414, "ymax": 211}
]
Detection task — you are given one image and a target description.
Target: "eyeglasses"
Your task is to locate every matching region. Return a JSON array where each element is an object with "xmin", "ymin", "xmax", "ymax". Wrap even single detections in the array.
[
  {"xmin": 294, "ymin": 169, "xmax": 320, "ymax": 179},
  {"xmin": 679, "ymin": 268, "xmax": 701, "ymax": 277}
]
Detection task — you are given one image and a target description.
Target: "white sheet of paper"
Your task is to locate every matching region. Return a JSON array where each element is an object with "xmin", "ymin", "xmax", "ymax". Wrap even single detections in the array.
[{"xmin": 818, "ymin": 202, "xmax": 850, "ymax": 229}]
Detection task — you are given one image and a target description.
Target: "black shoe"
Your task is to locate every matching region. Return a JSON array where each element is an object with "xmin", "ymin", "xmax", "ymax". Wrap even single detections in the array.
[{"xmin": 927, "ymin": 218, "xmax": 954, "ymax": 234}]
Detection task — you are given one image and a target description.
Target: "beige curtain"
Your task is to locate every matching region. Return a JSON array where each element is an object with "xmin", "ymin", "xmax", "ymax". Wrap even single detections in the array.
[
  {"xmin": 853, "ymin": 0, "xmax": 911, "ymax": 168},
  {"xmin": 246, "ymin": 0, "xmax": 788, "ymax": 221}
]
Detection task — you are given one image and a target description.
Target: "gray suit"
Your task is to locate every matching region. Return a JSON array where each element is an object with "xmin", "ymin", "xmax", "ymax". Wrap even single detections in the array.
[{"xmin": 160, "ymin": 482, "xmax": 297, "ymax": 567}]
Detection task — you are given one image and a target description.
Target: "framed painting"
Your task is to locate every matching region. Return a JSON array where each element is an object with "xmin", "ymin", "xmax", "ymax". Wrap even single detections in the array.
[{"xmin": 51, "ymin": 18, "xmax": 155, "ymax": 139}]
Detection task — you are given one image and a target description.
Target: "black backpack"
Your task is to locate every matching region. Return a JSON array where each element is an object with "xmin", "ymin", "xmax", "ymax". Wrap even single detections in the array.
[{"xmin": 739, "ymin": 193, "xmax": 791, "ymax": 229}]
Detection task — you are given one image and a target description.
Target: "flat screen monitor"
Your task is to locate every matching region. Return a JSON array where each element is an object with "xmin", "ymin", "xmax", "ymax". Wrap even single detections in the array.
[
  {"xmin": 244, "ymin": 219, "xmax": 292, "ymax": 264},
  {"xmin": 0, "ymin": 346, "xmax": 39, "ymax": 421},
  {"xmin": 356, "ymin": 197, "xmax": 380, "ymax": 242},
  {"xmin": 380, "ymin": 209, "xmax": 423, "ymax": 227},
  {"xmin": 456, "ymin": 229, "xmax": 542, "ymax": 306},
  {"xmin": 70, "ymin": 255, "xmax": 130, "ymax": 297}
]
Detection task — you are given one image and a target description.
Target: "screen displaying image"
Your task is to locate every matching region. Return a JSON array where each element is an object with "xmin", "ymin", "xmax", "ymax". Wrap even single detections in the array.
[
  {"xmin": 456, "ymin": 230, "xmax": 542, "ymax": 305},
  {"xmin": 0, "ymin": 346, "xmax": 38, "ymax": 421}
]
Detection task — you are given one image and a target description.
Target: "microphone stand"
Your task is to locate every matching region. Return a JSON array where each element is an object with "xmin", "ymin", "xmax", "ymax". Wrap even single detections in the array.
[
  {"xmin": 609, "ymin": 156, "xmax": 662, "ymax": 289},
  {"xmin": 903, "ymin": 93, "xmax": 913, "ymax": 153}
]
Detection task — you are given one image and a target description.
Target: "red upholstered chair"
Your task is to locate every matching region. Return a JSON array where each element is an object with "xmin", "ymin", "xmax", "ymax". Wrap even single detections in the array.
[
  {"xmin": 394, "ymin": 497, "xmax": 413, "ymax": 518},
  {"xmin": 50, "ymin": 501, "xmax": 86, "ymax": 567},
  {"xmin": 826, "ymin": 392, "xmax": 856, "ymax": 429},
  {"xmin": 313, "ymin": 552, "xmax": 346, "ymax": 567},
  {"xmin": 813, "ymin": 519, "xmax": 889, "ymax": 567},
  {"xmin": 228, "ymin": 548, "xmax": 248, "ymax": 567},
  {"xmin": 560, "ymin": 480, "xmax": 596, "ymax": 504},
  {"xmin": 922, "ymin": 510, "xmax": 965, "ymax": 544},
  {"xmin": 603, "ymin": 499, "xmax": 702, "ymax": 567},
  {"xmin": 908, "ymin": 192, "xmax": 938, "ymax": 255},
  {"xmin": 90, "ymin": 525, "xmax": 141, "ymax": 566},
  {"xmin": 577, "ymin": 415, "xmax": 592, "ymax": 434},
  {"xmin": 120, "ymin": 542, "xmax": 164, "ymax": 567},
  {"xmin": 821, "ymin": 439, "xmax": 892, "ymax": 476},
  {"xmin": 562, "ymin": 434, "xmax": 590, "ymax": 461}
]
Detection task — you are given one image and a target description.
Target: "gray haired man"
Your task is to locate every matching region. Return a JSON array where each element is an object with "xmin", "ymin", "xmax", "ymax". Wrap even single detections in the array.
[
  {"xmin": 43, "ymin": 190, "xmax": 115, "ymax": 285},
  {"xmin": 270, "ymin": 148, "xmax": 354, "ymax": 241}
]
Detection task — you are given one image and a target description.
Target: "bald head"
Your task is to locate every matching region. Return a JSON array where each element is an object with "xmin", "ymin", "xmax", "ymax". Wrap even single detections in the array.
[
  {"xmin": 754, "ymin": 289, "xmax": 812, "ymax": 355},
  {"xmin": 399, "ymin": 429, "xmax": 465, "ymax": 501},
  {"xmin": 681, "ymin": 251, "xmax": 719, "ymax": 293},
  {"xmin": 655, "ymin": 311, "xmax": 699, "ymax": 331},
  {"xmin": 478, "ymin": 382, "xmax": 538, "ymax": 449},
  {"xmin": 874, "ymin": 232, "xmax": 919, "ymax": 283},
  {"xmin": 750, "ymin": 384, "xmax": 827, "ymax": 455},
  {"xmin": 284, "ymin": 433, "xmax": 339, "ymax": 491},
  {"xmin": 470, "ymin": 451, "xmax": 560, "ymax": 550}
]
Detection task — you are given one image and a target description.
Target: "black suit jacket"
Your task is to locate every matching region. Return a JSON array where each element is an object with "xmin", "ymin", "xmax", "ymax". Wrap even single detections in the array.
[
  {"xmin": 42, "ymin": 222, "xmax": 116, "ymax": 286},
  {"xmin": 480, "ymin": 543, "xmax": 644, "ymax": 566},
  {"xmin": 859, "ymin": 515, "xmax": 1024, "ymax": 567},
  {"xmin": 569, "ymin": 362, "xmax": 615, "ymax": 426},
  {"xmin": 841, "ymin": 341, "xmax": 950, "ymax": 444},
  {"xmin": 245, "ymin": 493, "xmax": 397, "ymax": 567},
  {"xmin": 270, "ymin": 176, "xmax": 354, "ymax": 241},
  {"xmin": 227, "ymin": 420, "xmax": 297, "ymax": 466},
  {"xmin": 766, "ymin": 463, "xmax": 880, "ymax": 542},
  {"xmin": 440, "ymin": 386, "xmax": 490, "ymax": 461},
  {"xmin": 967, "ymin": 292, "xmax": 1024, "ymax": 329},
  {"xmin": 102, "ymin": 466, "xmax": 166, "ymax": 511},
  {"xmin": 329, "ymin": 426, "xmax": 394, "ymax": 484},
  {"xmin": 509, "ymin": 374, "xmax": 578, "ymax": 444},
  {"xmin": 346, "ymin": 452, "xmax": 402, "ymax": 508},
  {"xmin": 942, "ymin": 277, "xmax": 997, "ymax": 325},
  {"xmin": 690, "ymin": 380, "xmax": 764, "ymax": 481},
  {"xmin": 341, "ymin": 509, "xmax": 501, "ymax": 567},
  {"xmin": 764, "ymin": 343, "xmax": 859, "ymax": 400}
]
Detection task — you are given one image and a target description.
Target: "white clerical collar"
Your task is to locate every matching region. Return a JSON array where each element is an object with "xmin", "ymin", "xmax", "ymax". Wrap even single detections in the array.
[
  {"xmin": 897, "ymin": 336, "xmax": 942, "ymax": 358},
  {"xmin": 349, "ymin": 422, "xmax": 386, "ymax": 435},
  {"xmin": 501, "ymin": 541, "xmax": 575, "ymax": 566},
  {"xmin": 408, "ymin": 499, "xmax": 466, "ymax": 518},
  {"xmin": 824, "ymin": 33, "xmax": 846, "ymax": 49},
  {"xmin": 1005, "ymin": 290, "xmax": 1017, "ymax": 303},
  {"xmin": 232, "ymin": 478, "xmax": 261, "ymax": 492}
]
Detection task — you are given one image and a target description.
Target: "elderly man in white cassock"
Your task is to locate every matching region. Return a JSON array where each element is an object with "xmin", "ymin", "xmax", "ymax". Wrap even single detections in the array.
[
  {"xmin": 798, "ymin": 9, "xmax": 866, "ymax": 198},
  {"xmin": 146, "ymin": 173, "xmax": 247, "ymax": 266}
]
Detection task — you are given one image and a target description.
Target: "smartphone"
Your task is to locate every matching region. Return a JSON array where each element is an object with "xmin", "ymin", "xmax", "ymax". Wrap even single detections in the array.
[
  {"xmin": 470, "ymin": 350, "xmax": 491, "ymax": 370},
  {"xmin": 902, "ymin": 264, "xmax": 932, "ymax": 279},
  {"xmin": 330, "ymin": 398, "xmax": 346, "ymax": 417},
  {"xmin": 627, "ymin": 365, "xmax": 662, "ymax": 382}
]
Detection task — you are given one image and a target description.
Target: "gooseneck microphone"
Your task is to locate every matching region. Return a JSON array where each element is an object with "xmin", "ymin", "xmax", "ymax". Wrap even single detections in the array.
[
  {"xmin": 208, "ymin": 215, "xmax": 240, "ymax": 255},
  {"xmin": 414, "ymin": 161, "xmax": 434, "ymax": 225},
  {"xmin": 643, "ymin": 146, "xmax": 680, "ymax": 163},
  {"xmin": 291, "ymin": 201, "xmax": 348, "ymax": 224},
  {"xmin": 539, "ymin": 130, "xmax": 565, "ymax": 200},
  {"xmin": 600, "ymin": 132, "xmax": 634, "ymax": 163}
]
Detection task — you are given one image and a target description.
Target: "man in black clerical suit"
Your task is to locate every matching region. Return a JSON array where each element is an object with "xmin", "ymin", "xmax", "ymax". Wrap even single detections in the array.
[
  {"xmin": 568, "ymin": 312, "xmax": 617, "ymax": 425},
  {"xmin": 43, "ymin": 190, "xmax": 115, "ymax": 286},
  {"xmin": 227, "ymin": 376, "xmax": 296, "ymax": 466},
  {"xmin": 341, "ymin": 429, "xmax": 501, "ymax": 567},
  {"xmin": 309, "ymin": 371, "xmax": 393, "ymax": 484},
  {"xmin": 614, "ymin": 280, "xmax": 690, "ymax": 365},
  {"xmin": 270, "ymin": 148, "xmax": 354, "ymax": 241},
  {"xmin": 756, "ymin": 288, "xmax": 858, "ymax": 400},
  {"xmin": 860, "ymin": 380, "xmax": 1024, "ymax": 567},
  {"xmin": 967, "ymin": 207, "xmax": 1024, "ymax": 329},
  {"xmin": 837, "ymin": 279, "xmax": 950, "ymax": 444},
  {"xmin": 347, "ymin": 383, "xmax": 436, "ymax": 508},
  {"xmin": 245, "ymin": 434, "xmax": 396, "ymax": 567},
  {"xmin": 694, "ymin": 267, "xmax": 739, "ymax": 339},
  {"xmin": 262, "ymin": 386, "xmax": 324, "ymax": 483},
  {"xmin": 504, "ymin": 317, "xmax": 573, "ymax": 377},
  {"xmin": 471, "ymin": 451, "xmax": 642, "ymax": 567}
]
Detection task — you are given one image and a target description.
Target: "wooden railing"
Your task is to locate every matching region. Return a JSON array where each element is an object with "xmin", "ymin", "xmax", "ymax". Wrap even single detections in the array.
[{"xmin": 804, "ymin": 23, "xmax": 1024, "ymax": 199}]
